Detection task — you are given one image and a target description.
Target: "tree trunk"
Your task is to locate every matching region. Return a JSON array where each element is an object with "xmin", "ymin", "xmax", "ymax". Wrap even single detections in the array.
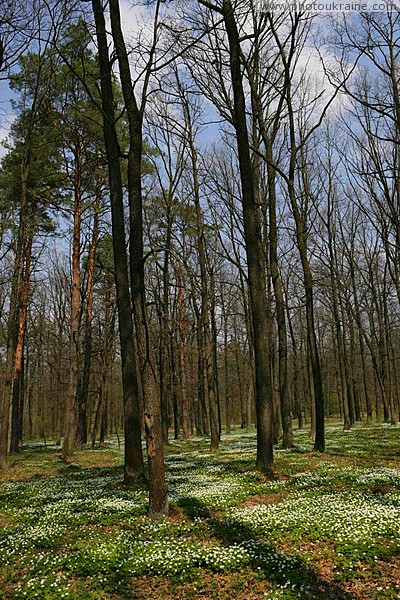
[
  {"xmin": 92, "ymin": 0, "xmax": 145, "ymax": 482},
  {"xmin": 221, "ymin": 0, "xmax": 274, "ymax": 474},
  {"xmin": 160, "ymin": 210, "xmax": 173, "ymax": 444},
  {"xmin": 222, "ymin": 293, "xmax": 231, "ymax": 434},
  {"xmin": 10, "ymin": 236, "xmax": 33, "ymax": 452},
  {"xmin": 176, "ymin": 266, "xmax": 189, "ymax": 439},
  {"xmin": 62, "ymin": 139, "xmax": 83, "ymax": 459},
  {"xmin": 178, "ymin": 80, "xmax": 219, "ymax": 450},
  {"xmin": 265, "ymin": 141, "xmax": 292, "ymax": 448},
  {"xmin": 0, "ymin": 157, "xmax": 29, "ymax": 467},
  {"xmin": 76, "ymin": 194, "xmax": 100, "ymax": 446},
  {"xmin": 288, "ymin": 154, "xmax": 324, "ymax": 451},
  {"xmin": 108, "ymin": 0, "xmax": 167, "ymax": 515}
]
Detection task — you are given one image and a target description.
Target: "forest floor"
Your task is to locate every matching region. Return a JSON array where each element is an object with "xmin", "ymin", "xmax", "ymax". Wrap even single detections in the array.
[{"xmin": 0, "ymin": 423, "xmax": 400, "ymax": 600}]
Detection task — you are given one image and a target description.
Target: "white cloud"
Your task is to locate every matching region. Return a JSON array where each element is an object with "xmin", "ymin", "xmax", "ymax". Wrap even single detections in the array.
[{"xmin": 119, "ymin": 0, "xmax": 149, "ymax": 39}]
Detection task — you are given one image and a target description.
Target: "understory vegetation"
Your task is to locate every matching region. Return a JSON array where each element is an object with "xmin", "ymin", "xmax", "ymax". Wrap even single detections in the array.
[{"xmin": 1, "ymin": 423, "xmax": 399, "ymax": 599}]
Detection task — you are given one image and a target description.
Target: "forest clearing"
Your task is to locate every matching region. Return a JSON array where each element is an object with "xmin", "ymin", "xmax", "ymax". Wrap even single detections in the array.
[{"xmin": 0, "ymin": 423, "xmax": 399, "ymax": 600}]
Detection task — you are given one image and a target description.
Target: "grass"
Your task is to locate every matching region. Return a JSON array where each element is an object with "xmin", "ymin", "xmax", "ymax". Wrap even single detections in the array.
[{"xmin": 0, "ymin": 422, "xmax": 399, "ymax": 599}]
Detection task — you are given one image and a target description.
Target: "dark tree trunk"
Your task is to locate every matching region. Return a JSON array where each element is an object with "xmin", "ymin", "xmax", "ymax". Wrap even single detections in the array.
[
  {"xmin": 62, "ymin": 139, "xmax": 83, "ymax": 459},
  {"xmin": 349, "ymin": 255, "xmax": 372, "ymax": 421},
  {"xmin": 195, "ymin": 309, "xmax": 209, "ymax": 436},
  {"xmin": 265, "ymin": 142, "xmax": 292, "ymax": 448},
  {"xmin": 10, "ymin": 236, "xmax": 32, "ymax": 452},
  {"xmin": 160, "ymin": 211, "xmax": 173, "ymax": 445},
  {"xmin": 108, "ymin": 0, "xmax": 167, "ymax": 515},
  {"xmin": 178, "ymin": 80, "xmax": 219, "ymax": 450},
  {"xmin": 176, "ymin": 266, "xmax": 189, "ymax": 439},
  {"xmin": 0, "ymin": 159, "xmax": 29, "ymax": 468},
  {"xmin": 76, "ymin": 195, "xmax": 100, "ymax": 446},
  {"xmin": 221, "ymin": 291, "xmax": 231, "ymax": 434},
  {"xmin": 221, "ymin": 0, "xmax": 274, "ymax": 474},
  {"xmin": 92, "ymin": 0, "xmax": 145, "ymax": 482}
]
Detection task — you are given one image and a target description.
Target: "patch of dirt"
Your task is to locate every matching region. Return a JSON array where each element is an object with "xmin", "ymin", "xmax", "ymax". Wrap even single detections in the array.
[
  {"xmin": 241, "ymin": 492, "xmax": 288, "ymax": 507},
  {"xmin": 129, "ymin": 571, "xmax": 273, "ymax": 599},
  {"xmin": 164, "ymin": 506, "xmax": 189, "ymax": 522},
  {"xmin": 340, "ymin": 556, "xmax": 400, "ymax": 599},
  {"xmin": 0, "ymin": 513, "xmax": 13, "ymax": 528},
  {"xmin": 276, "ymin": 537, "xmax": 400, "ymax": 599}
]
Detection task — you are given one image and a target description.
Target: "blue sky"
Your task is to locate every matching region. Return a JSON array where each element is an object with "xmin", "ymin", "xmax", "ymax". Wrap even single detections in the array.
[{"xmin": 0, "ymin": 78, "xmax": 14, "ymax": 158}]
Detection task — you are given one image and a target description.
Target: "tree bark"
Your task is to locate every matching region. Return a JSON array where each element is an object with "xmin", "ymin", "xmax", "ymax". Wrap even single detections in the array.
[
  {"xmin": 221, "ymin": 0, "xmax": 274, "ymax": 474},
  {"xmin": 10, "ymin": 235, "xmax": 32, "ymax": 452},
  {"xmin": 108, "ymin": 0, "xmax": 167, "ymax": 515},
  {"xmin": 76, "ymin": 192, "xmax": 100, "ymax": 446},
  {"xmin": 92, "ymin": 0, "xmax": 145, "ymax": 483},
  {"xmin": 62, "ymin": 139, "xmax": 83, "ymax": 459}
]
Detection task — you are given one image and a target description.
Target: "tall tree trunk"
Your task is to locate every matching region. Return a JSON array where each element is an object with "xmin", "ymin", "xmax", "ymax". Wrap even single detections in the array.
[
  {"xmin": 170, "ymin": 334, "xmax": 180, "ymax": 440},
  {"xmin": 160, "ymin": 210, "xmax": 173, "ymax": 444},
  {"xmin": 62, "ymin": 140, "xmax": 83, "ymax": 459},
  {"xmin": 178, "ymin": 80, "xmax": 219, "ymax": 450},
  {"xmin": 0, "ymin": 158, "xmax": 29, "ymax": 467},
  {"xmin": 76, "ymin": 194, "xmax": 100, "ymax": 446},
  {"xmin": 287, "ymin": 153, "xmax": 324, "ymax": 450},
  {"xmin": 221, "ymin": 291, "xmax": 231, "ymax": 434},
  {"xmin": 194, "ymin": 305, "xmax": 209, "ymax": 436},
  {"xmin": 91, "ymin": 267, "xmax": 115, "ymax": 448},
  {"xmin": 288, "ymin": 306, "xmax": 303, "ymax": 429},
  {"xmin": 92, "ymin": 0, "xmax": 145, "ymax": 483},
  {"xmin": 221, "ymin": 0, "xmax": 274, "ymax": 474},
  {"xmin": 338, "ymin": 291, "xmax": 355, "ymax": 426},
  {"xmin": 234, "ymin": 339, "xmax": 246, "ymax": 428},
  {"xmin": 349, "ymin": 254, "xmax": 372, "ymax": 421},
  {"xmin": 327, "ymin": 198, "xmax": 351, "ymax": 430},
  {"xmin": 267, "ymin": 12, "xmax": 325, "ymax": 451},
  {"xmin": 346, "ymin": 302, "xmax": 361, "ymax": 421},
  {"xmin": 210, "ymin": 269, "xmax": 222, "ymax": 436},
  {"xmin": 382, "ymin": 276, "xmax": 396, "ymax": 424},
  {"xmin": 265, "ymin": 141, "xmax": 292, "ymax": 448},
  {"xmin": 176, "ymin": 266, "xmax": 189, "ymax": 439},
  {"xmin": 10, "ymin": 236, "xmax": 33, "ymax": 452},
  {"xmin": 108, "ymin": 0, "xmax": 167, "ymax": 515}
]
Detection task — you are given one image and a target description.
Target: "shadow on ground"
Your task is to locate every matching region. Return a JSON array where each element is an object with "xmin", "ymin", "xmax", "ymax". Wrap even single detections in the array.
[{"xmin": 176, "ymin": 496, "xmax": 357, "ymax": 600}]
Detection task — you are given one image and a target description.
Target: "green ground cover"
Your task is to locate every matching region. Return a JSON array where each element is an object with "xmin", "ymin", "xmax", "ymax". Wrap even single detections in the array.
[{"xmin": 0, "ymin": 423, "xmax": 399, "ymax": 599}]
